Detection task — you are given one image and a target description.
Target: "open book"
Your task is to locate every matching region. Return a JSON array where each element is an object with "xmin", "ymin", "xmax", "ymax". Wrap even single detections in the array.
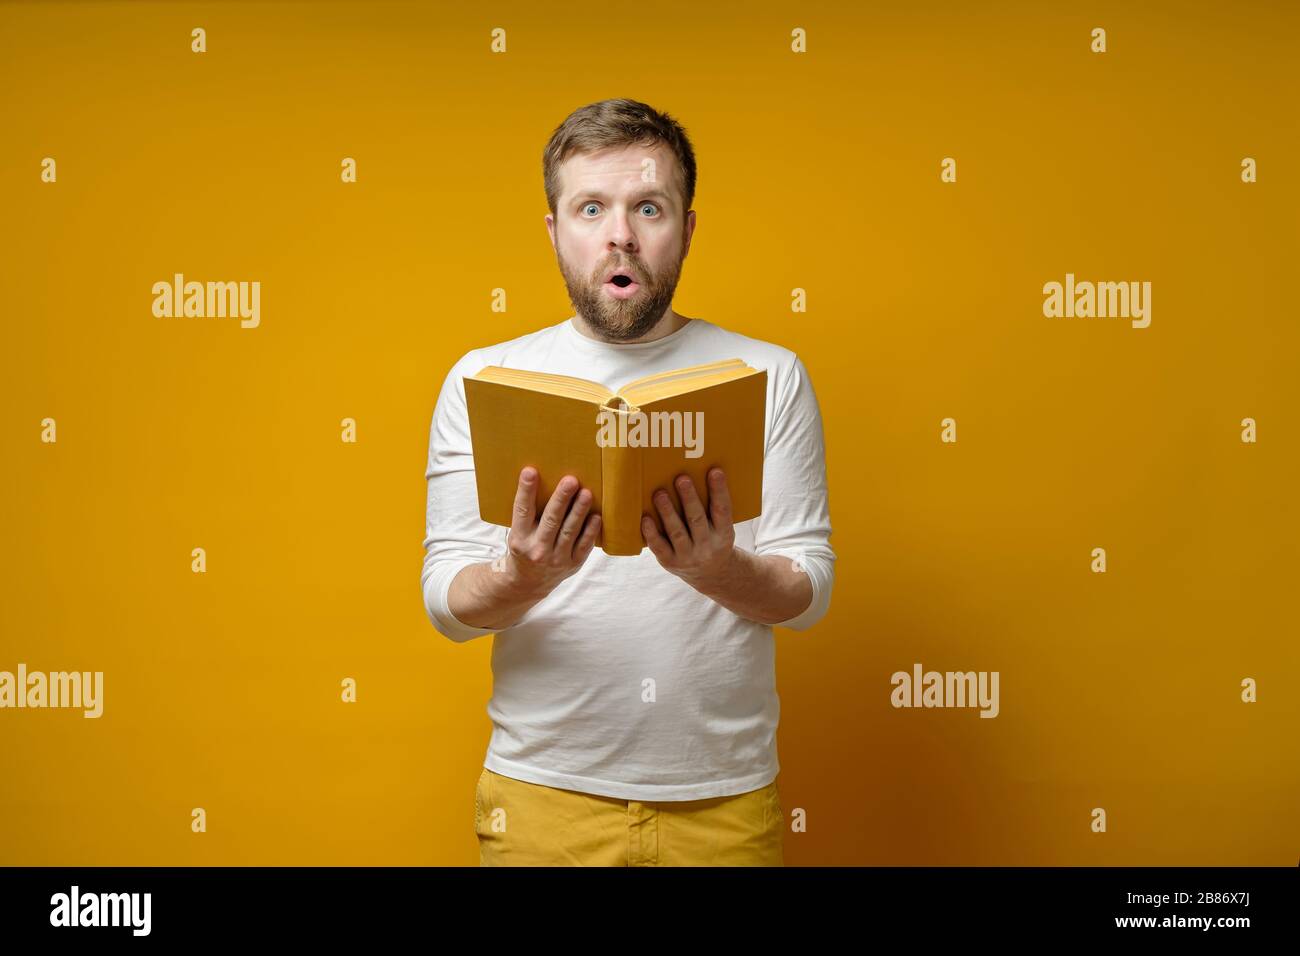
[{"xmin": 464, "ymin": 358, "xmax": 767, "ymax": 555}]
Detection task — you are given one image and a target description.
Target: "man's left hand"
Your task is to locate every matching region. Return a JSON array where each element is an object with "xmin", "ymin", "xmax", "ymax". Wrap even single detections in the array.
[{"xmin": 642, "ymin": 467, "xmax": 737, "ymax": 589}]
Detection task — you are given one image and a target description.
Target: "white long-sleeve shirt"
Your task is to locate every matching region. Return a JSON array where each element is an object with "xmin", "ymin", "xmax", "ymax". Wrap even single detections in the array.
[{"xmin": 422, "ymin": 315, "xmax": 835, "ymax": 801}]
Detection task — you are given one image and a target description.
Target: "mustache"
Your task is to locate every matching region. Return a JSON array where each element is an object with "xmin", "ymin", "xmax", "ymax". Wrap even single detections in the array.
[{"xmin": 596, "ymin": 261, "xmax": 647, "ymax": 282}]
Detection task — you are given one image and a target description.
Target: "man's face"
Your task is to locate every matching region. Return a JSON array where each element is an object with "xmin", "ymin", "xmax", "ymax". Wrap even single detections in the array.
[{"xmin": 545, "ymin": 143, "xmax": 696, "ymax": 341}]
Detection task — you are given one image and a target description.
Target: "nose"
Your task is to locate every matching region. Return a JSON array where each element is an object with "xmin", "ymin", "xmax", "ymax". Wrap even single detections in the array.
[{"xmin": 605, "ymin": 208, "xmax": 639, "ymax": 254}]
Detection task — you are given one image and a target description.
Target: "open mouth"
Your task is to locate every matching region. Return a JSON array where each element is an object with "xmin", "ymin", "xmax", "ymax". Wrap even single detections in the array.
[{"xmin": 603, "ymin": 272, "xmax": 642, "ymax": 298}]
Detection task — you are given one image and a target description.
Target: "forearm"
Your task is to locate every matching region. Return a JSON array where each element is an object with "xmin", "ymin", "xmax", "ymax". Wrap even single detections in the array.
[
  {"xmin": 692, "ymin": 548, "xmax": 813, "ymax": 626},
  {"xmin": 447, "ymin": 560, "xmax": 550, "ymax": 631}
]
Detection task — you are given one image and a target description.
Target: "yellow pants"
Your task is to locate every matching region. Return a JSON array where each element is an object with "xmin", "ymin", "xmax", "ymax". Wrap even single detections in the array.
[{"xmin": 475, "ymin": 767, "xmax": 785, "ymax": 866}]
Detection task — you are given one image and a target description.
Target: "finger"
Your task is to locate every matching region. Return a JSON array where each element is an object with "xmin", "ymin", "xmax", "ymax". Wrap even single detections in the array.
[
  {"xmin": 510, "ymin": 466, "xmax": 539, "ymax": 544},
  {"xmin": 653, "ymin": 487, "xmax": 690, "ymax": 552},
  {"xmin": 537, "ymin": 474, "xmax": 579, "ymax": 547},
  {"xmin": 574, "ymin": 512, "xmax": 601, "ymax": 561},
  {"xmin": 641, "ymin": 513, "xmax": 673, "ymax": 562},
  {"xmin": 557, "ymin": 486, "xmax": 593, "ymax": 553},
  {"xmin": 675, "ymin": 473, "xmax": 710, "ymax": 539},
  {"xmin": 706, "ymin": 467, "xmax": 733, "ymax": 529}
]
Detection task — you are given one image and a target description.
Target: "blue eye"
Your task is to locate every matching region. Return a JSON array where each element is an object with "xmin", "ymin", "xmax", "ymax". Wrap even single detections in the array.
[{"xmin": 579, "ymin": 201, "xmax": 659, "ymax": 217}]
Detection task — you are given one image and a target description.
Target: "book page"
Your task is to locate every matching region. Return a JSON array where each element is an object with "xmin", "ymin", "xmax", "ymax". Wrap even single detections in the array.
[{"xmin": 471, "ymin": 366, "xmax": 612, "ymax": 403}]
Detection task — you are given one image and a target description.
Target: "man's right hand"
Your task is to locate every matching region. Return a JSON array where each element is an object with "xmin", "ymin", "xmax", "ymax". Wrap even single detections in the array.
[{"xmin": 501, "ymin": 465, "xmax": 601, "ymax": 598}]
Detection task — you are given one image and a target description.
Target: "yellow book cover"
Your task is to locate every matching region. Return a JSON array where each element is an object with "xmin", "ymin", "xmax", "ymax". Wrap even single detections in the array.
[{"xmin": 464, "ymin": 359, "xmax": 767, "ymax": 555}]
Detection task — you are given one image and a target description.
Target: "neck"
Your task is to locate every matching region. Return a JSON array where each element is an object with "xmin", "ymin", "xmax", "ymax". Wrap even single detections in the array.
[{"xmin": 572, "ymin": 309, "xmax": 689, "ymax": 345}]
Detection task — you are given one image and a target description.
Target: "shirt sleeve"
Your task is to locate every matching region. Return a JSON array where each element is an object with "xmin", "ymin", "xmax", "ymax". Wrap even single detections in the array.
[
  {"xmin": 750, "ymin": 353, "xmax": 836, "ymax": 631},
  {"xmin": 421, "ymin": 358, "xmax": 510, "ymax": 643}
]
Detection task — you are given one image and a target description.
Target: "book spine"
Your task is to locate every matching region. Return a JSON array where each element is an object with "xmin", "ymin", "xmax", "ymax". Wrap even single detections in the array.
[{"xmin": 599, "ymin": 406, "xmax": 644, "ymax": 555}]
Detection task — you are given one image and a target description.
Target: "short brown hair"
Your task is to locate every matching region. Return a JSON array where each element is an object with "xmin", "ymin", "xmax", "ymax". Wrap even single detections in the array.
[{"xmin": 542, "ymin": 98, "xmax": 697, "ymax": 217}]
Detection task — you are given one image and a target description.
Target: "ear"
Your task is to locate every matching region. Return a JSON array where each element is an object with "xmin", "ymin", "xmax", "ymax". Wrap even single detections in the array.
[
  {"xmin": 682, "ymin": 209, "xmax": 697, "ymax": 257},
  {"xmin": 544, "ymin": 213, "xmax": 557, "ymax": 251}
]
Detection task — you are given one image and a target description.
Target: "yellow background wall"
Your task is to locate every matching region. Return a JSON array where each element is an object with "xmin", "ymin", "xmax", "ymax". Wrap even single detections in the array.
[{"xmin": 1, "ymin": 0, "xmax": 1295, "ymax": 865}]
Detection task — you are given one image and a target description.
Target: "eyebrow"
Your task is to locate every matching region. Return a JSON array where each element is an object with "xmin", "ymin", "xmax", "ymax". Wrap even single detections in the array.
[{"xmin": 574, "ymin": 189, "xmax": 673, "ymax": 205}]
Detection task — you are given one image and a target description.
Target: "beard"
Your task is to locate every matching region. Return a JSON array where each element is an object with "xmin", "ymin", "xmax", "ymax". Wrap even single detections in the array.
[{"xmin": 558, "ymin": 239, "xmax": 686, "ymax": 342}]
